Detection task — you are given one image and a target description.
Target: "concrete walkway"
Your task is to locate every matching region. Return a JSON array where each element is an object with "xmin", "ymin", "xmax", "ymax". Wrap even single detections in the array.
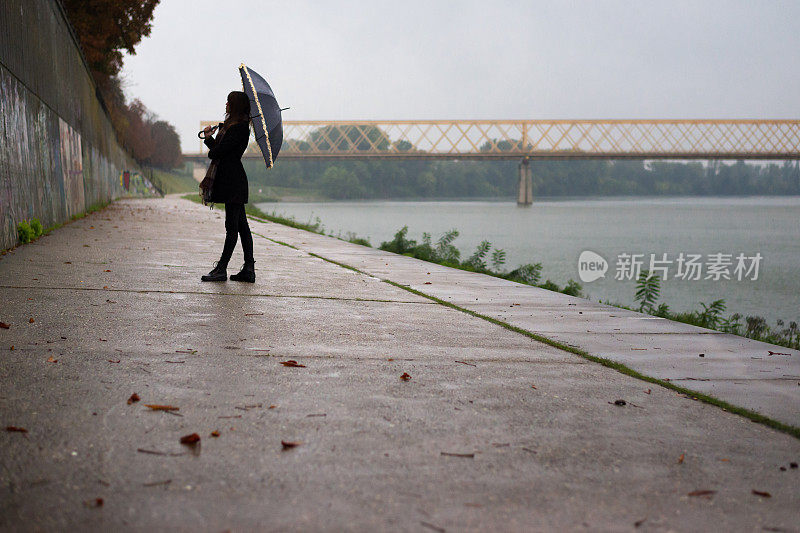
[{"xmin": 0, "ymin": 197, "xmax": 798, "ymax": 531}]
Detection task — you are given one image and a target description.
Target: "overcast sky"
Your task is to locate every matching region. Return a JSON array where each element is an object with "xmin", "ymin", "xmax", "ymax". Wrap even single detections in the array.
[{"xmin": 121, "ymin": 0, "xmax": 800, "ymax": 152}]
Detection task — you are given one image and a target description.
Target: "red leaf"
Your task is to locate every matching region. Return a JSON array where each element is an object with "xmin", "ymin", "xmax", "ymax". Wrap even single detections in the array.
[
  {"xmin": 6, "ymin": 426, "xmax": 28, "ymax": 433},
  {"xmin": 29, "ymin": 318, "xmax": 35, "ymax": 323},
  {"xmin": 210, "ymin": 430, "xmax": 220, "ymax": 437},
  {"xmin": 400, "ymin": 372, "xmax": 411, "ymax": 381},
  {"xmin": 687, "ymin": 490, "xmax": 716, "ymax": 497},
  {"xmin": 127, "ymin": 393, "xmax": 140, "ymax": 405},
  {"xmin": 0, "ymin": 322, "xmax": 9, "ymax": 329},
  {"xmin": 279, "ymin": 360, "xmax": 306, "ymax": 367},
  {"xmin": 180, "ymin": 433, "xmax": 200, "ymax": 445},
  {"xmin": 84, "ymin": 497, "xmax": 103, "ymax": 508},
  {"xmin": 677, "ymin": 453, "xmax": 685, "ymax": 464}
]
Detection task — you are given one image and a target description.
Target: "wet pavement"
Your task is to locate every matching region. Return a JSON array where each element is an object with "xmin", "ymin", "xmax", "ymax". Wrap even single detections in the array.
[{"xmin": 0, "ymin": 196, "xmax": 798, "ymax": 531}]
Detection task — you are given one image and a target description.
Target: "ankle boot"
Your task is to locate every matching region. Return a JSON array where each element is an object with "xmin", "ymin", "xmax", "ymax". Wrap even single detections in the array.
[
  {"xmin": 230, "ymin": 261, "xmax": 255, "ymax": 283},
  {"xmin": 201, "ymin": 262, "xmax": 227, "ymax": 282}
]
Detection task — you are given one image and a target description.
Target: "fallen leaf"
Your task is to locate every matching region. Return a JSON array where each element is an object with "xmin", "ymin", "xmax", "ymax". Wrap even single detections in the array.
[
  {"xmin": 103, "ymin": 286, "xmax": 109, "ymax": 289},
  {"xmin": 678, "ymin": 453, "xmax": 685, "ymax": 464},
  {"xmin": 281, "ymin": 440, "xmax": 302, "ymax": 449},
  {"xmin": 144, "ymin": 404, "xmax": 179, "ymax": 411},
  {"xmin": 180, "ymin": 433, "xmax": 201, "ymax": 445},
  {"xmin": 441, "ymin": 451, "xmax": 474, "ymax": 458},
  {"xmin": 268, "ymin": 405, "xmax": 277, "ymax": 409},
  {"xmin": 0, "ymin": 322, "xmax": 9, "ymax": 329},
  {"xmin": 400, "ymin": 372, "xmax": 411, "ymax": 381},
  {"xmin": 687, "ymin": 490, "xmax": 716, "ymax": 497},
  {"xmin": 767, "ymin": 350, "xmax": 791, "ymax": 356},
  {"xmin": 613, "ymin": 399, "xmax": 626, "ymax": 406},
  {"xmin": 210, "ymin": 430, "xmax": 220, "ymax": 437},
  {"xmin": 423, "ymin": 281, "xmax": 432, "ymax": 285},
  {"xmin": 752, "ymin": 489, "xmax": 771, "ymax": 498},
  {"xmin": 6, "ymin": 426, "xmax": 28, "ymax": 433},
  {"xmin": 127, "ymin": 393, "xmax": 140, "ymax": 405},
  {"xmin": 279, "ymin": 360, "xmax": 306, "ymax": 368},
  {"xmin": 46, "ymin": 356, "xmax": 58, "ymax": 363},
  {"xmin": 29, "ymin": 318, "xmax": 35, "ymax": 323},
  {"xmin": 107, "ymin": 359, "xmax": 120, "ymax": 364},
  {"xmin": 387, "ymin": 358, "xmax": 394, "ymax": 361},
  {"xmin": 103, "ymin": 270, "xmax": 111, "ymax": 272},
  {"xmin": 9, "ymin": 346, "xmax": 14, "ymax": 351},
  {"xmin": 530, "ymin": 384, "xmax": 537, "ymax": 389},
  {"xmin": 83, "ymin": 497, "xmax": 103, "ymax": 508},
  {"xmin": 644, "ymin": 389, "xmax": 651, "ymax": 394}
]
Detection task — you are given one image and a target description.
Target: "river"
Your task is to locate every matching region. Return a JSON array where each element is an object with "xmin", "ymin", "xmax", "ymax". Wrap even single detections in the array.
[{"xmin": 257, "ymin": 196, "xmax": 800, "ymax": 325}]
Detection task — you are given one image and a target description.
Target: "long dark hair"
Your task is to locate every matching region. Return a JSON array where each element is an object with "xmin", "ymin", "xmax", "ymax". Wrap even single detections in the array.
[{"xmin": 223, "ymin": 91, "xmax": 251, "ymax": 129}]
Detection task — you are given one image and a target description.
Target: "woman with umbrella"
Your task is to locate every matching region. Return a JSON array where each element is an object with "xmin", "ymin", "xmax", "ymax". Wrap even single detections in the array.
[{"xmin": 199, "ymin": 91, "xmax": 256, "ymax": 283}]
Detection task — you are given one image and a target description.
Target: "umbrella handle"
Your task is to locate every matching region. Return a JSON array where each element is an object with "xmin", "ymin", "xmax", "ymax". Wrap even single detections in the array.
[{"xmin": 198, "ymin": 123, "xmax": 221, "ymax": 139}]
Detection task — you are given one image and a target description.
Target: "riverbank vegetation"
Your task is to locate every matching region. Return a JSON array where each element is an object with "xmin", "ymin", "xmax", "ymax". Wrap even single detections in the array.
[
  {"xmin": 245, "ymin": 158, "xmax": 800, "ymax": 201},
  {"xmin": 630, "ymin": 271, "xmax": 799, "ymax": 350}
]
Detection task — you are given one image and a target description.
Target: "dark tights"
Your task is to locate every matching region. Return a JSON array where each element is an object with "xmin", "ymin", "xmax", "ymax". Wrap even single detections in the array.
[{"xmin": 219, "ymin": 203, "xmax": 253, "ymax": 267}]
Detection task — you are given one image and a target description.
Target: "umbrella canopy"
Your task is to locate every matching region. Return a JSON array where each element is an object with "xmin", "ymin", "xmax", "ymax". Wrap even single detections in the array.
[{"xmin": 239, "ymin": 64, "xmax": 282, "ymax": 168}]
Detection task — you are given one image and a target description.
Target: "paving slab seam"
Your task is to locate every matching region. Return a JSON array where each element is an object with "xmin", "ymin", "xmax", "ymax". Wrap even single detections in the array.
[
  {"xmin": 282, "ymin": 246, "xmax": 800, "ymax": 441},
  {"xmin": 0, "ymin": 284, "xmax": 432, "ymax": 305}
]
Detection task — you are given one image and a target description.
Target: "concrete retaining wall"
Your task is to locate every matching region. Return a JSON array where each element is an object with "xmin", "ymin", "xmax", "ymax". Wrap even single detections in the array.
[{"xmin": 0, "ymin": 0, "xmax": 152, "ymax": 250}]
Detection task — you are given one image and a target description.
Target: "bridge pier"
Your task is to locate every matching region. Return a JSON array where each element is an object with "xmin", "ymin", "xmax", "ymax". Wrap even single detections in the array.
[{"xmin": 517, "ymin": 157, "xmax": 533, "ymax": 206}]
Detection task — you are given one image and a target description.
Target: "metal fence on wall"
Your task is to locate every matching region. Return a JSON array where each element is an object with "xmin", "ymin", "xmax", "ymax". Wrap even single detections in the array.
[{"xmin": 0, "ymin": 0, "xmax": 149, "ymax": 250}]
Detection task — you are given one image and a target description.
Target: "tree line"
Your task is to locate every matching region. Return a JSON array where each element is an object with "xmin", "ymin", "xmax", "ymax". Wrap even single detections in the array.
[
  {"xmin": 62, "ymin": 0, "xmax": 182, "ymax": 169},
  {"xmin": 246, "ymin": 157, "xmax": 800, "ymax": 200}
]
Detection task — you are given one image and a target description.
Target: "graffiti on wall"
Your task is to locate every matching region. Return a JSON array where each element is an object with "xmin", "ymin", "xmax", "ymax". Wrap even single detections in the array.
[{"xmin": 58, "ymin": 117, "xmax": 85, "ymax": 218}]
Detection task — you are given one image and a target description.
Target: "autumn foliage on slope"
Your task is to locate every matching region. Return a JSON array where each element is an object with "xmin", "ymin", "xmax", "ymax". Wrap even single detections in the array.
[{"xmin": 62, "ymin": 0, "xmax": 182, "ymax": 169}]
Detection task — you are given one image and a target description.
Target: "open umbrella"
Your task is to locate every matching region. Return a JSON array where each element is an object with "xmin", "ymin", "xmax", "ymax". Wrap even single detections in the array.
[{"xmin": 239, "ymin": 64, "xmax": 283, "ymax": 168}]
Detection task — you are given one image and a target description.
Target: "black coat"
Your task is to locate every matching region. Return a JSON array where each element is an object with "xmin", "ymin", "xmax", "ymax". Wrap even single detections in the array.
[{"xmin": 204, "ymin": 121, "xmax": 250, "ymax": 204}]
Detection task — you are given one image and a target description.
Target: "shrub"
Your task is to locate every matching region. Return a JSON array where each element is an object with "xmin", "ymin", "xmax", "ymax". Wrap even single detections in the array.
[
  {"xmin": 30, "ymin": 218, "xmax": 43, "ymax": 237},
  {"xmin": 464, "ymin": 240, "xmax": 492, "ymax": 271},
  {"xmin": 540, "ymin": 280, "xmax": 560, "ymax": 292},
  {"xmin": 562, "ymin": 279, "xmax": 583, "ymax": 297},
  {"xmin": 507, "ymin": 263, "xmax": 542, "ymax": 284},
  {"xmin": 634, "ymin": 271, "xmax": 660, "ymax": 312},
  {"xmin": 380, "ymin": 226, "xmax": 417, "ymax": 255},
  {"xmin": 696, "ymin": 299, "xmax": 726, "ymax": 328},
  {"xmin": 17, "ymin": 221, "xmax": 34, "ymax": 244}
]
